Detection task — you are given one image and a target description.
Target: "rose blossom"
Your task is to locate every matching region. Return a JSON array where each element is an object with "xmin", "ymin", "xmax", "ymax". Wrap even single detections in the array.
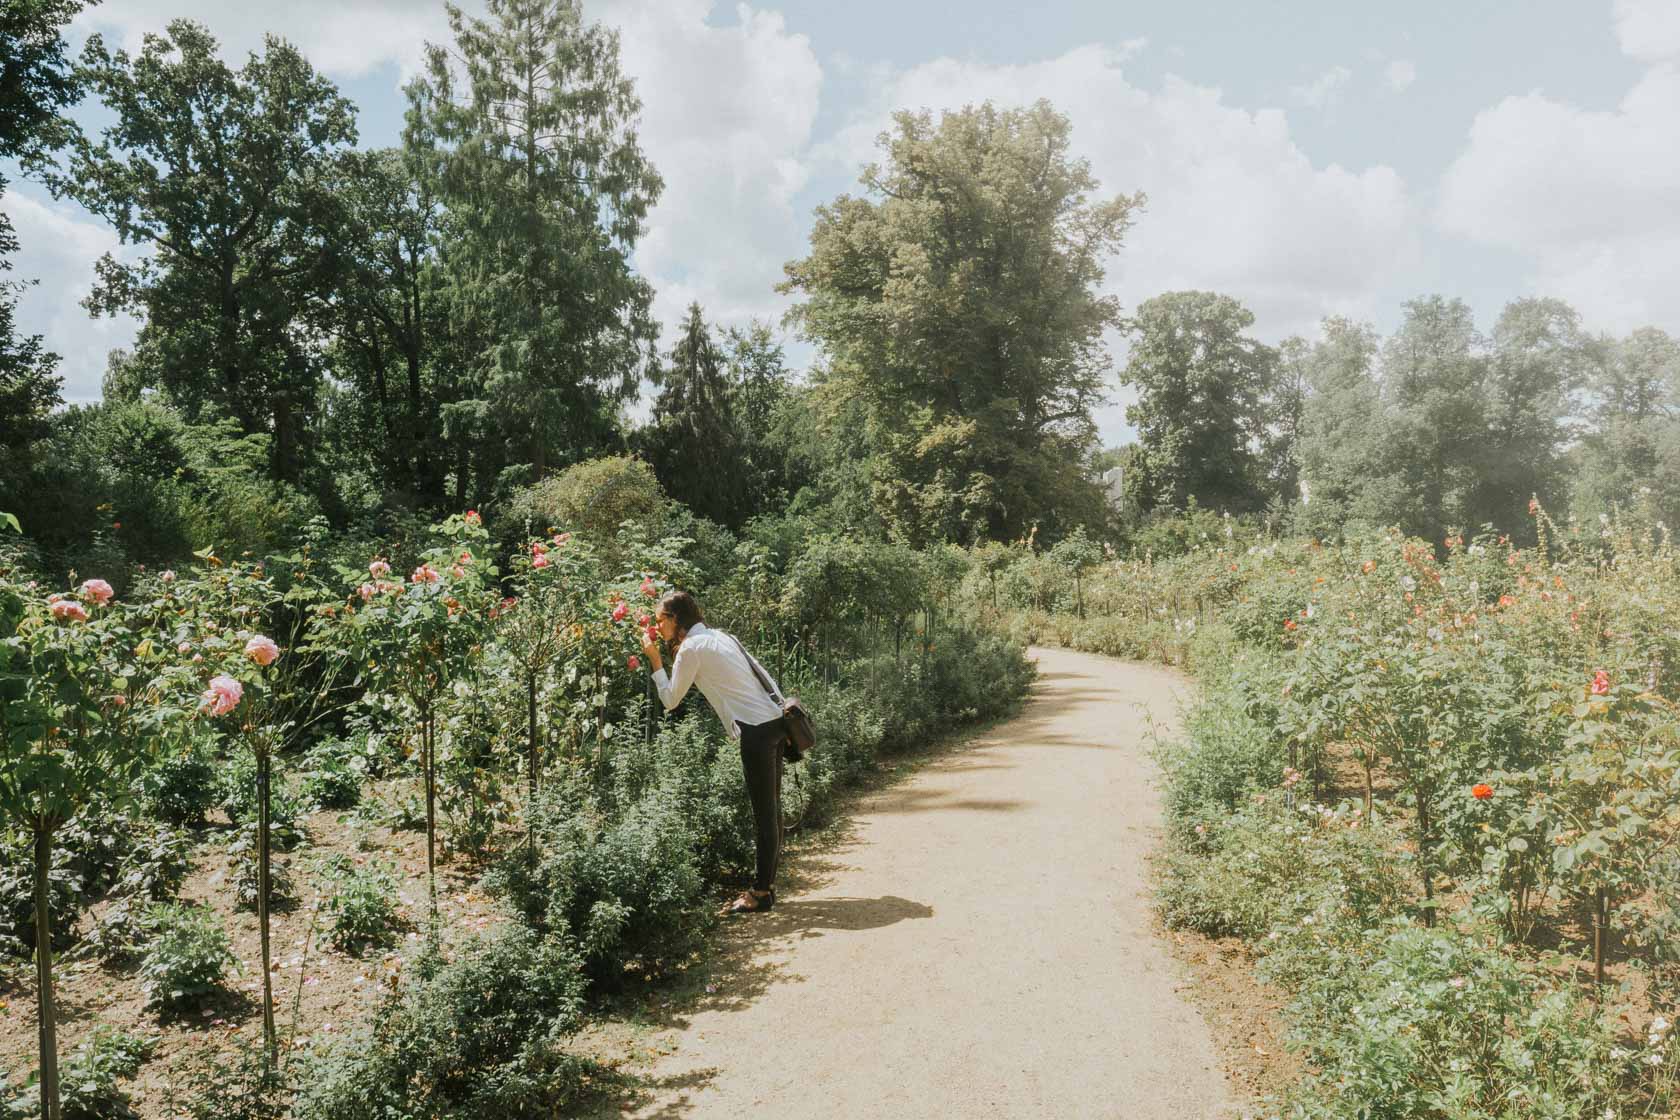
[
  {"xmin": 628, "ymin": 654, "xmax": 640, "ymax": 671},
  {"xmin": 50, "ymin": 599, "xmax": 89, "ymax": 623},
  {"xmin": 451, "ymin": 565, "xmax": 466, "ymax": 579},
  {"xmin": 411, "ymin": 564, "xmax": 440, "ymax": 585},
  {"xmin": 369, "ymin": 559, "xmax": 391, "ymax": 579},
  {"xmin": 244, "ymin": 635, "xmax": 280, "ymax": 667},
  {"xmin": 1591, "ymin": 670, "xmax": 1610, "ymax": 696},
  {"xmin": 611, "ymin": 602, "xmax": 629, "ymax": 622},
  {"xmin": 79, "ymin": 578, "xmax": 114, "ymax": 606},
  {"xmin": 178, "ymin": 641, "xmax": 192, "ymax": 654},
  {"xmin": 1471, "ymin": 783, "xmax": 1494, "ymax": 800},
  {"xmin": 531, "ymin": 552, "xmax": 549, "ymax": 570},
  {"xmin": 358, "ymin": 583, "xmax": 377, "ymax": 601},
  {"xmin": 200, "ymin": 675, "xmax": 243, "ymax": 716},
  {"xmin": 160, "ymin": 570, "xmax": 176, "ymax": 583},
  {"xmin": 463, "ymin": 510, "xmax": 481, "ymax": 526},
  {"xmin": 640, "ymin": 578, "xmax": 657, "ymax": 598}
]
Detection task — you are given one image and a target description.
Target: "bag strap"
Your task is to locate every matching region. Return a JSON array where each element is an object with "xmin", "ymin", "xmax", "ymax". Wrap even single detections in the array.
[{"xmin": 729, "ymin": 633, "xmax": 785, "ymax": 705}]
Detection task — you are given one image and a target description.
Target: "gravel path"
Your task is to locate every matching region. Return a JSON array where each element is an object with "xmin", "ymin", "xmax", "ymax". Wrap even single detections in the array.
[{"xmin": 620, "ymin": 646, "xmax": 1249, "ymax": 1119}]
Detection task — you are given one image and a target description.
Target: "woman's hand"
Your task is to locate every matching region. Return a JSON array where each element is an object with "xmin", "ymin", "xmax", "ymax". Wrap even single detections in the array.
[{"xmin": 640, "ymin": 628, "xmax": 663, "ymax": 672}]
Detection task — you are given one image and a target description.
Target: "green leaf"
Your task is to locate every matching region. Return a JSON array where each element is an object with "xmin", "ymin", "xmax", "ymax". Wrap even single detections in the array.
[{"xmin": 0, "ymin": 512, "xmax": 19, "ymax": 534}]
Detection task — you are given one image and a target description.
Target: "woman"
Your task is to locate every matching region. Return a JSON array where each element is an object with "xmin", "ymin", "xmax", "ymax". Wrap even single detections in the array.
[{"xmin": 641, "ymin": 590, "xmax": 789, "ymax": 915}]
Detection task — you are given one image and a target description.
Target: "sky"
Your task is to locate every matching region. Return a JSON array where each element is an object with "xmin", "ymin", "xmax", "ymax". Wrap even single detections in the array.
[{"xmin": 4, "ymin": 0, "xmax": 1679, "ymax": 448}]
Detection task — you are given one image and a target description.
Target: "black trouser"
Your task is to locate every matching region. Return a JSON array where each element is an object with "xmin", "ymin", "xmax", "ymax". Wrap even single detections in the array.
[{"xmin": 737, "ymin": 718, "xmax": 787, "ymax": 892}]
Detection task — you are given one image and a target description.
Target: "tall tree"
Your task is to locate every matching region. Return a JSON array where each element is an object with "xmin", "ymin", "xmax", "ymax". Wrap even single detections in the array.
[
  {"xmin": 723, "ymin": 320, "xmax": 794, "ymax": 517},
  {"xmin": 1379, "ymin": 296, "xmax": 1489, "ymax": 543},
  {"xmin": 1470, "ymin": 298, "xmax": 1589, "ymax": 533},
  {"xmin": 41, "ymin": 21, "xmax": 357, "ymax": 486},
  {"xmin": 1292, "ymin": 316, "xmax": 1389, "ymax": 534},
  {"xmin": 1121, "ymin": 290, "xmax": 1276, "ymax": 515},
  {"xmin": 1, "ymin": 0, "xmax": 88, "ymax": 512},
  {"xmin": 646, "ymin": 303, "xmax": 745, "ymax": 525},
  {"xmin": 325, "ymin": 147, "xmax": 451, "ymax": 507},
  {"xmin": 407, "ymin": 0, "xmax": 662, "ymax": 482},
  {"xmin": 781, "ymin": 100, "xmax": 1138, "ymax": 545},
  {"xmin": 1573, "ymin": 327, "xmax": 1680, "ymax": 523}
]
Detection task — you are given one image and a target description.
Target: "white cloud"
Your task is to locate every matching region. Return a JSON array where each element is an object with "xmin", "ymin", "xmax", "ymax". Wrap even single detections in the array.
[
  {"xmin": 1614, "ymin": 0, "xmax": 1680, "ymax": 62},
  {"xmin": 600, "ymin": 0, "xmax": 823, "ymax": 339},
  {"xmin": 1291, "ymin": 64, "xmax": 1352, "ymax": 109},
  {"xmin": 0, "ymin": 189, "xmax": 144, "ymax": 403},
  {"xmin": 817, "ymin": 44, "xmax": 1416, "ymax": 347},
  {"xmin": 72, "ymin": 0, "xmax": 458, "ymax": 82},
  {"xmin": 1385, "ymin": 59, "xmax": 1417, "ymax": 93},
  {"xmin": 1437, "ymin": 58, "xmax": 1680, "ymax": 335}
]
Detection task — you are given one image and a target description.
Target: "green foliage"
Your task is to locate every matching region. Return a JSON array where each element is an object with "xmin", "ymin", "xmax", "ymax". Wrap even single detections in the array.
[
  {"xmin": 781, "ymin": 100, "xmax": 1136, "ymax": 544},
  {"xmin": 1, "ymin": 1026, "xmax": 154, "ymax": 1120},
  {"xmin": 299, "ymin": 738, "xmax": 364, "ymax": 811},
  {"xmin": 320, "ymin": 854, "xmax": 402, "ymax": 955},
  {"xmin": 292, "ymin": 927, "xmax": 588, "ymax": 1120},
  {"xmin": 1278, "ymin": 924, "xmax": 1636, "ymax": 1119},
  {"xmin": 137, "ymin": 903, "xmax": 235, "ymax": 1015},
  {"xmin": 1122, "ymin": 291, "xmax": 1278, "ymax": 516},
  {"xmin": 486, "ymin": 772, "xmax": 713, "ymax": 992},
  {"xmin": 162, "ymin": 1037, "xmax": 289, "ymax": 1120},
  {"xmin": 227, "ymin": 834, "xmax": 294, "ymax": 915},
  {"xmin": 1150, "ymin": 675, "xmax": 1285, "ymax": 841},
  {"xmin": 406, "ymin": 0, "xmax": 662, "ymax": 480},
  {"xmin": 137, "ymin": 735, "xmax": 218, "ymax": 826}
]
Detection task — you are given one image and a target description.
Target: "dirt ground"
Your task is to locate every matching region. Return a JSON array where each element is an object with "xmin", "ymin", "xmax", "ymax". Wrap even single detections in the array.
[{"xmin": 581, "ymin": 646, "xmax": 1257, "ymax": 1119}]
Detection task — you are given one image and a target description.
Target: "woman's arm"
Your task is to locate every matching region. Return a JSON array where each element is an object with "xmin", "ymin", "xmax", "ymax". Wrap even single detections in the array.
[{"xmin": 651, "ymin": 642, "xmax": 702, "ymax": 711}]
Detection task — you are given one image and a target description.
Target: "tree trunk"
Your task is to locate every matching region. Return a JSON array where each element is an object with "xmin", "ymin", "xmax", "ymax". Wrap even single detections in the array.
[
  {"xmin": 33, "ymin": 821, "xmax": 61, "ymax": 1120},
  {"xmin": 1593, "ymin": 887, "xmax": 1609, "ymax": 993},
  {"xmin": 527, "ymin": 671, "xmax": 539, "ymax": 865},
  {"xmin": 257, "ymin": 745, "xmax": 277, "ymax": 1069},
  {"xmin": 1416, "ymin": 795, "xmax": 1435, "ymax": 929},
  {"xmin": 423, "ymin": 706, "xmax": 438, "ymax": 941}
]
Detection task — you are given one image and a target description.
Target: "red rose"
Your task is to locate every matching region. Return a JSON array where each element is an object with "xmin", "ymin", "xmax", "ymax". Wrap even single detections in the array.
[
  {"xmin": 1591, "ymin": 670, "xmax": 1610, "ymax": 696},
  {"xmin": 1471, "ymin": 784, "xmax": 1493, "ymax": 801}
]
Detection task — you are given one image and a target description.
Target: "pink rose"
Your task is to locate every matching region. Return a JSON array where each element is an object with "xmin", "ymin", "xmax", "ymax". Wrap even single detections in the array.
[
  {"xmin": 411, "ymin": 564, "xmax": 440, "ymax": 584},
  {"xmin": 177, "ymin": 641, "xmax": 192, "ymax": 654},
  {"xmin": 451, "ymin": 565, "xmax": 466, "ymax": 579},
  {"xmin": 358, "ymin": 583, "xmax": 377, "ymax": 601},
  {"xmin": 50, "ymin": 599, "xmax": 89, "ymax": 623},
  {"xmin": 611, "ymin": 602, "xmax": 629, "ymax": 622},
  {"xmin": 530, "ymin": 541, "xmax": 548, "ymax": 557},
  {"xmin": 110, "ymin": 694, "xmax": 126, "ymax": 707},
  {"xmin": 200, "ymin": 674, "xmax": 243, "ymax": 716},
  {"xmin": 160, "ymin": 570, "xmax": 176, "ymax": 583},
  {"xmin": 458, "ymin": 551, "xmax": 473, "ymax": 564},
  {"xmin": 627, "ymin": 654, "xmax": 641, "ymax": 671},
  {"xmin": 369, "ymin": 559, "xmax": 391, "ymax": 579},
  {"xmin": 192, "ymin": 653, "xmax": 203, "ymax": 663},
  {"xmin": 637, "ymin": 614, "xmax": 649, "ymax": 627},
  {"xmin": 244, "ymin": 635, "xmax": 280, "ymax": 667},
  {"xmin": 463, "ymin": 510, "xmax": 481, "ymax": 526},
  {"xmin": 552, "ymin": 532, "xmax": 571, "ymax": 547},
  {"xmin": 532, "ymin": 552, "xmax": 550, "ymax": 570},
  {"xmin": 79, "ymin": 578, "xmax": 114, "ymax": 606},
  {"xmin": 640, "ymin": 578, "xmax": 657, "ymax": 598}
]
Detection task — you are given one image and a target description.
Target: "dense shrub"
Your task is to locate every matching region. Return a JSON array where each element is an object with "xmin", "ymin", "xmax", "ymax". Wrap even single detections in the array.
[
  {"xmin": 486, "ymin": 771, "xmax": 713, "ymax": 993},
  {"xmin": 320, "ymin": 855, "xmax": 403, "ymax": 954},
  {"xmin": 138, "ymin": 742, "xmax": 219, "ymax": 826},
  {"xmin": 1, "ymin": 1026, "xmax": 153, "ymax": 1120},
  {"xmin": 299, "ymin": 738, "xmax": 365, "ymax": 811},
  {"xmin": 138, "ymin": 904, "xmax": 235, "ymax": 1015},
  {"xmin": 292, "ymin": 927, "xmax": 589, "ymax": 1120}
]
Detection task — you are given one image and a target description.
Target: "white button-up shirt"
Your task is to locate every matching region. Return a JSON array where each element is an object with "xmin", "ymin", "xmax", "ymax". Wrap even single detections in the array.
[{"xmin": 651, "ymin": 622, "xmax": 786, "ymax": 739}]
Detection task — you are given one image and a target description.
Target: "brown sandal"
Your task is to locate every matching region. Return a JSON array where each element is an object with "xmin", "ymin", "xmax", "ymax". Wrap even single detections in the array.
[{"xmin": 722, "ymin": 888, "xmax": 774, "ymax": 915}]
